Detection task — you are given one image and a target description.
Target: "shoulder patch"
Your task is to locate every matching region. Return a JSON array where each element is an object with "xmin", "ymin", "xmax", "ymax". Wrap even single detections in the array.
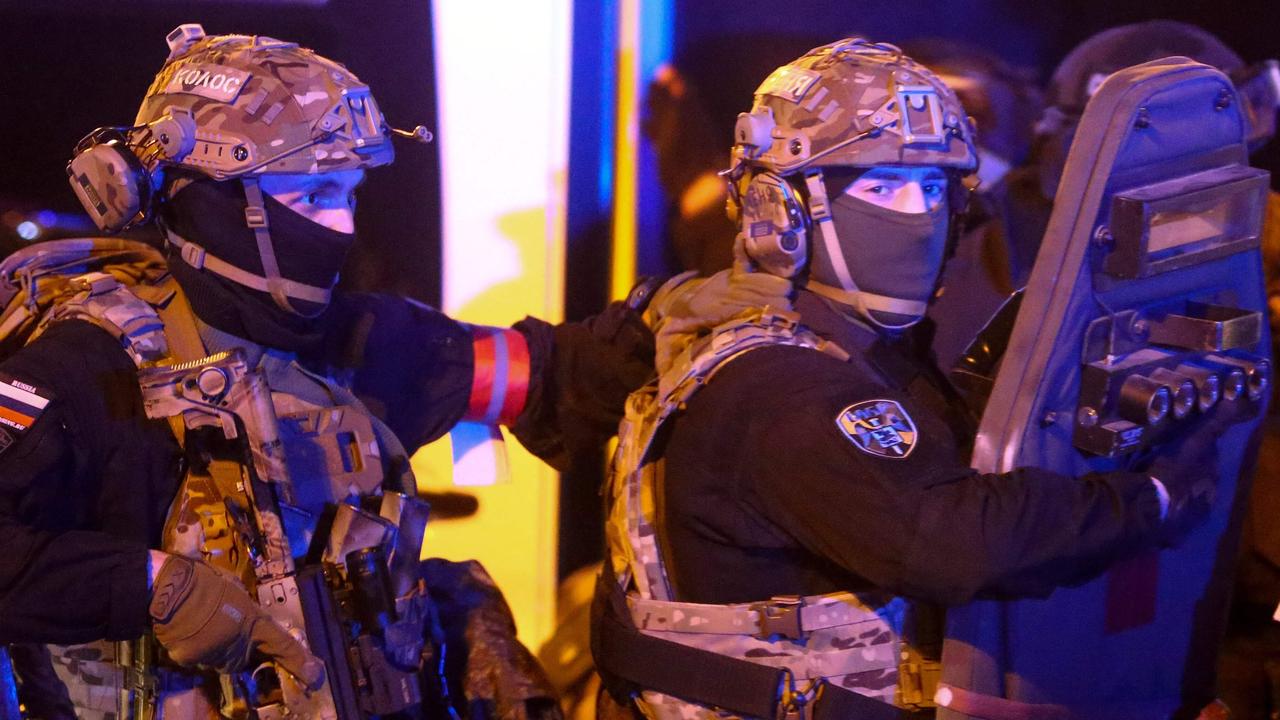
[
  {"xmin": 0, "ymin": 371, "xmax": 52, "ymax": 445},
  {"xmin": 836, "ymin": 399, "xmax": 916, "ymax": 459}
]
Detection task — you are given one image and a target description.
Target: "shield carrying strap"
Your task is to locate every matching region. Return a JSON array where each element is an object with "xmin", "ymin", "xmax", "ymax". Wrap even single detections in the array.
[{"xmin": 593, "ymin": 570, "xmax": 925, "ymax": 720}]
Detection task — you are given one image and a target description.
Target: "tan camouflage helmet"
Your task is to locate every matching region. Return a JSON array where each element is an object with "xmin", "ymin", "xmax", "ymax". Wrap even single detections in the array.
[
  {"xmin": 133, "ymin": 23, "xmax": 396, "ymax": 180},
  {"xmin": 732, "ymin": 38, "xmax": 978, "ymax": 175}
]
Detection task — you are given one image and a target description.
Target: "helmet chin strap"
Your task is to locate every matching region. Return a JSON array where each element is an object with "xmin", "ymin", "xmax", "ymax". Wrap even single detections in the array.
[
  {"xmin": 163, "ymin": 178, "xmax": 335, "ymax": 317},
  {"xmin": 242, "ymin": 178, "xmax": 307, "ymax": 315},
  {"xmin": 801, "ymin": 170, "xmax": 927, "ymax": 331}
]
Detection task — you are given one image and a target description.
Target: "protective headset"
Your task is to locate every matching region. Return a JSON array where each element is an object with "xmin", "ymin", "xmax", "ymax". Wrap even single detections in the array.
[
  {"xmin": 728, "ymin": 163, "xmax": 974, "ymax": 280},
  {"xmin": 67, "ymin": 110, "xmax": 197, "ymax": 233},
  {"xmin": 729, "ymin": 170, "xmax": 810, "ymax": 278}
]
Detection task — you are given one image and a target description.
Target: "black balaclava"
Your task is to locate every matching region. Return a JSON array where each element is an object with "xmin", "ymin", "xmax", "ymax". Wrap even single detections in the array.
[
  {"xmin": 161, "ymin": 177, "xmax": 356, "ymax": 352},
  {"xmin": 807, "ymin": 181, "xmax": 949, "ymax": 331}
]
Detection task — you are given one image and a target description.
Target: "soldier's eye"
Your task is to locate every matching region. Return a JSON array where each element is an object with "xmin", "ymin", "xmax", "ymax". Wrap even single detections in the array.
[
  {"xmin": 867, "ymin": 185, "xmax": 887, "ymax": 195},
  {"xmin": 923, "ymin": 183, "xmax": 942, "ymax": 196},
  {"xmin": 305, "ymin": 192, "xmax": 320, "ymax": 206}
]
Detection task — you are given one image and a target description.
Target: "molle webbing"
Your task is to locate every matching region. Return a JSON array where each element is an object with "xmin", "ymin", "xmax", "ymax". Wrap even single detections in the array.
[{"xmin": 604, "ymin": 307, "xmax": 936, "ymax": 718}]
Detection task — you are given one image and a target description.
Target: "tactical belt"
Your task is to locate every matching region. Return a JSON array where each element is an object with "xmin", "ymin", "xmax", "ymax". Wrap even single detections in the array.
[{"xmin": 594, "ymin": 574, "xmax": 930, "ymax": 720}]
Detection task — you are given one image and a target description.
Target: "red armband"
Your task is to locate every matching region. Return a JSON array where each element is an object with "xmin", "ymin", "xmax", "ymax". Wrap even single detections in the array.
[{"xmin": 465, "ymin": 326, "xmax": 531, "ymax": 426}]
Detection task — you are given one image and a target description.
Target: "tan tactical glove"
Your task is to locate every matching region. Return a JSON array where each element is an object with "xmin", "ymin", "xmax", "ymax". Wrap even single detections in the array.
[{"xmin": 149, "ymin": 555, "xmax": 324, "ymax": 689}]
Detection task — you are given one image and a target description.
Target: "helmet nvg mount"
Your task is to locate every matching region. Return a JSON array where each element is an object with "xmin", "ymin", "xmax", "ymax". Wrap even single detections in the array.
[
  {"xmin": 67, "ymin": 24, "xmax": 431, "ymax": 314},
  {"xmin": 727, "ymin": 38, "xmax": 977, "ymax": 287}
]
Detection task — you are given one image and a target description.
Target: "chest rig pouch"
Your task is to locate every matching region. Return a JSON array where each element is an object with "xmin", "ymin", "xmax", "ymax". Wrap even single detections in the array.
[{"xmin": 600, "ymin": 303, "xmax": 938, "ymax": 720}]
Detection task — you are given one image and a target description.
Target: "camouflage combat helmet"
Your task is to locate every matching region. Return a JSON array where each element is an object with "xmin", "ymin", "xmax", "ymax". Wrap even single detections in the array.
[
  {"xmin": 68, "ymin": 24, "xmax": 429, "ymax": 315},
  {"xmin": 134, "ymin": 23, "xmax": 397, "ymax": 180},
  {"xmin": 732, "ymin": 38, "xmax": 978, "ymax": 176}
]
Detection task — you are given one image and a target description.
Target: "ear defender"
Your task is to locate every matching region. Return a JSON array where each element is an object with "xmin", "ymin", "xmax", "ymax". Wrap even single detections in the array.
[
  {"xmin": 67, "ymin": 111, "xmax": 197, "ymax": 233},
  {"xmin": 735, "ymin": 171, "xmax": 809, "ymax": 278}
]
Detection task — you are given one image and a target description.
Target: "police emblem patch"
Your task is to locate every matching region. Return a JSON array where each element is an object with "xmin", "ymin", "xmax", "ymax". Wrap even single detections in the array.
[{"xmin": 836, "ymin": 399, "xmax": 917, "ymax": 459}]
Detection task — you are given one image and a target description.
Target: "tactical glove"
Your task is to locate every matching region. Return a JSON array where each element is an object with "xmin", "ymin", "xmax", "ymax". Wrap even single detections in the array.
[
  {"xmin": 1145, "ymin": 396, "xmax": 1257, "ymax": 546},
  {"xmin": 149, "ymin": 555, "xmax": 324, "ymax": 689}
]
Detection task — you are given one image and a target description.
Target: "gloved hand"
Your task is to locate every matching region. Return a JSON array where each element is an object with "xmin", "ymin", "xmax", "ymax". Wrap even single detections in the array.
[
  {"xmin": 510, "ymin": 302, "xmax": 656, "ymax": 468},
  {"xmin": 149, "ymin": 554, "xmax": 324, "ymax": 689},
  {"xmin": 1145, "ymin": 395, "xmax": 1258, "ymax": 546}
]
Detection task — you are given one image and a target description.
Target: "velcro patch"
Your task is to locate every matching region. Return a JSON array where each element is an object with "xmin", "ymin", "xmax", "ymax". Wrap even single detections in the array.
[
  {"xmin": 755, "ymin": 66, "xmax": 820, "ymax": 104},
  {"xmin": 163, "ymin": 64, "xmax": 250, "ymax": 103},
  {"xmin": 0, "ymin": 371, "xmax": 52, "ymax": 439},
  {"xmin": 836, "ymin": 399, "xmax": 916, "ymax": 459}
]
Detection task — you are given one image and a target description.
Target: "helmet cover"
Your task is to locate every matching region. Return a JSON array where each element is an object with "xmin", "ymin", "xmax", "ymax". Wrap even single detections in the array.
[
  {"xmin": 732, "ymin": 38, "xmax": 978, "ymax": 176},
  {"xmin": 134, "ymin": 25, "xmax": 395, "ymax": 180}
]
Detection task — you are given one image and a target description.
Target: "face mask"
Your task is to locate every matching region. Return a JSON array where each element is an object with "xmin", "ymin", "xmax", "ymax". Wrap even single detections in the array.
[
  {"xmin": 165, "ymin": 178, "xmax": 356, "ymax": 316},
  {"xmin": 808, "ymin": 192, "xmax": 949, "ymax": 329},
  {"xmin": 161, "ymin": 178, "xmax": 356, "ymax": 350}
]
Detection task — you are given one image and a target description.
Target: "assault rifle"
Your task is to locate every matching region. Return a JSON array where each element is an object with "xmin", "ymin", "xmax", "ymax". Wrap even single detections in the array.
[{"xmin": 138, "ymin": 350, "xmax": 433, "ymax": 719}]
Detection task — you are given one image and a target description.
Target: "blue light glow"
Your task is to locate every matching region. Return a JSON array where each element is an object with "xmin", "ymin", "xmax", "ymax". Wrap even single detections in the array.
[{"xmin": 16, "ymin": 221, "xmax": 40, "ymax": 241}]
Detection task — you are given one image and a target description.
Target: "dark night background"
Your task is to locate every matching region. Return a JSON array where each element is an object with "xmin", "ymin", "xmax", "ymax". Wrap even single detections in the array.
[{"xmin": 0, "ymin": 0, "xmax": 1276, "ymax": 580}]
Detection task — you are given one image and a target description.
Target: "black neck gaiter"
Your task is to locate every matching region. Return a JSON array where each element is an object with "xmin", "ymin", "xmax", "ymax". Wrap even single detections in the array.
[{"xmin": 161, "ymin": 178, "xmax": 356, "ymax": 353}]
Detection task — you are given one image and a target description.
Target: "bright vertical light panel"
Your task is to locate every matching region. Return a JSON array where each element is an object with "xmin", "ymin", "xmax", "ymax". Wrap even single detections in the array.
[
  {"xmin": 611, "ymin": 0, "xmax": 673, "ymax": 300},
  {"xmin": 422, "ymin": 0, "xmax": 572, "ymax": 648},
  {"xmin": 611, "ymin": 0, "xmax": 640, "ymax": 301}
]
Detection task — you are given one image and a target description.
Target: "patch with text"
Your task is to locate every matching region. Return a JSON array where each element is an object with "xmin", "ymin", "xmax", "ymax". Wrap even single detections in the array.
[{"xmin": 0, "ymin": 372, "xmax": 52, "ymax": 454}]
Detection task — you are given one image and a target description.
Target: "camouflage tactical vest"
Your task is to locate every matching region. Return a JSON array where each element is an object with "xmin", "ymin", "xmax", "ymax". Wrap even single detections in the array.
[
  {"xmin": 0, "ymin": 239, "xmax": 412, "ymax": 719},
  {"xmin": 605, "ymin": 305, "xmax": 939, "ymax": 719}
]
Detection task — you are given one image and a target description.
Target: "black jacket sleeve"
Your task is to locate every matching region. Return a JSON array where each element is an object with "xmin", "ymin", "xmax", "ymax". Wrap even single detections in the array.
[
  {"xmin": 322, "ymin": 294, "xmax": 474, "ymax": 452},
  {"xmin": 509, "ymin": 303, "xmax": 654, "ymax": 470},
  {"xmin": 682, "ymin": 345, "xmax": 1164, "ymax": 607},
  {"xmin": 0, "ymin": 320, "xmax": 157, "ymax": 644},
  {"xmin": 328, "ymin": 294, "xmax": 653, "ymax": 469}
]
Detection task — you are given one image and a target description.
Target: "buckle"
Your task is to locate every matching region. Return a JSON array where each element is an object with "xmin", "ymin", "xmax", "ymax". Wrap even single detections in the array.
[
  {"xmin": 776, "ymin": 670, "xmax": 822, "ymax": 720},
  {"xmin": 898, "ymin": 658, "xmax": 942, "ymax": 709},
  {"xmin": 180, "ymin": 241, "xmax": 206, "ymax": 270},
  {"xmin": 754, "ymin": 595, "xmax": 805, "ymax": 640},
  {"xmin": 803, "ymin": 172, "xmax": 831, "ymax": 221},
  {"xmin": 244, "ymin": 206, "xmax": 269, "ymax": 228}
]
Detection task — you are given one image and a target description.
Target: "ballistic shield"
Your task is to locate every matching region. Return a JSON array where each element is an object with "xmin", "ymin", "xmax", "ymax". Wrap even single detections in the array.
[{"xmin": 939, "ymin": 58, "xmax": 1271, "ymax": 719}]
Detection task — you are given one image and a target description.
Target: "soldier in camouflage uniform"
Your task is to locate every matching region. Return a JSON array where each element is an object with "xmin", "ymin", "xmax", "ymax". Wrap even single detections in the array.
[
  {"xmin": 591, "ymin": 38, "xmax": 1232, "ymax": 720},
  {"xmin": 0, "ymin": 25, "xmax": 659, "ymax": 720}
]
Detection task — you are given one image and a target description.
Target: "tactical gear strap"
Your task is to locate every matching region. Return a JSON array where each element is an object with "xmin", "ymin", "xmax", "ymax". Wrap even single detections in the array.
[
  {"xmin": 37, "ymin": 272, "xmax": 170, "ymax": 366},
  {"xmin": 465, "ymin": 326, "xmax": 531, "ymax": 426},
  {"xmin": 800, "ymin": 171, "xmax": 930, "ymax": 325},
  {"xmin": 806, "ymin": 279, "xmax": 929, "ymax": 317},
  {"xmin": 165, "ymin": 228, "xmax": 330, "ymax": 306},
  {"xmin": 626, "ymin": 592, "xmax": 890, "ymax": 638},
  {"xmin": 242, "ymin": 178, "xmax": 302, "ymax": 314},
  {"xmin": 803, "ymin": 171, "xmax": 857, "ymax": 293},
  {"xmin": 594, "ymin": 573, "xmax": 920, "ymax": 720},
  {"xmin": 153, "ymin": 275, "xmax": 206, "ymax": 362}
]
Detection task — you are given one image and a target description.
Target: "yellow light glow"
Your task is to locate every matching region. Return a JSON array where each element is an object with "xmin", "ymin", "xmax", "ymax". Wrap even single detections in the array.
[
  {"xmin": 426, "ymin": 1, "xmax": 571, "ymax": 649},
  {"xmin": 611, "ymin": 0, "xmax": 640, "ymax": 301}
]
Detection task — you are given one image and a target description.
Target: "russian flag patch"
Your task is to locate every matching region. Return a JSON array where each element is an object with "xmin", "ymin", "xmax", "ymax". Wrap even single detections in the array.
[{"xmin": 0, "ymin": 372, "xmax": 51, "ymax": 438}]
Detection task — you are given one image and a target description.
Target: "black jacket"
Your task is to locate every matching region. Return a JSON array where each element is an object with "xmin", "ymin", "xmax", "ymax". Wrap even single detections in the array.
[
  {"xmin": 0, "ymin": 290, "xmax": 647, "ymax": 644},
  {"xmin": 657, "ymin": 292, "xmax": 1165, "ymax": 607}
]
